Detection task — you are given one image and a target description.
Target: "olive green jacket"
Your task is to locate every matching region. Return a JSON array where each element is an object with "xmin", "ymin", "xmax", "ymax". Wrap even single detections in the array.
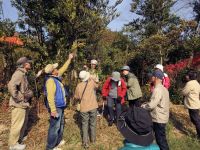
[{"xmin": 126, "ymin": 73, "xmax": 142, "ymax": 100}]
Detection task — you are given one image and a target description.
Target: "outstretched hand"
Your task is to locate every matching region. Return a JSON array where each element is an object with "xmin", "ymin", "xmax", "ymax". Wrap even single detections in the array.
[
  {"xmin": 69, "ymin": 53, "xmax": 74, "ymax": 60},
  {"xmin": 71, "ymin": 40, "xmax": 86, "ymax": 50}
]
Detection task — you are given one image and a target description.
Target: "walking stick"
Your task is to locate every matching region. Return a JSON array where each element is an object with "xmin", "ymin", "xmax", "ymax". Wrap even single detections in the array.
[
  {"xmin": 99, "ymin": 101, "xmax": 105, "ymax": 129},
  {"xmin": 34, "ymin": 69, "xmax": 44, "ymax": 117},
  {"xmin": 34, "ymin": 78, "xmax": 40, "ymax": 116}
]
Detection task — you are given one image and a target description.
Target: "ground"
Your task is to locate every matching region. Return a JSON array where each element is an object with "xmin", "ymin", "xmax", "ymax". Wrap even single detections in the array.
[{"xmin": 1, "ymin": 101, "xmax": 200, "ymax": 150}]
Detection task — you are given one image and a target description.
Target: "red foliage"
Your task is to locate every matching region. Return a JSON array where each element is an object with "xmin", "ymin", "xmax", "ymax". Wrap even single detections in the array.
[
  {"xmin": 165, "ymin": 54, "xmax": 200, "ymax": 77},
  {"xmin": 0, "ymin": 36, "xmax": 24, "ymax": 46},
  {"xmin": 192, "ymin": 56, "xmax": 200, "ymax": 66}
]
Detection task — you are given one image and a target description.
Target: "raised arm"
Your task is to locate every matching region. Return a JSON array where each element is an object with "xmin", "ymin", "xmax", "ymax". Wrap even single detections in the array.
[{"xmin": 58, "ymin": 53, "xmax": 73, "ymax": 76}]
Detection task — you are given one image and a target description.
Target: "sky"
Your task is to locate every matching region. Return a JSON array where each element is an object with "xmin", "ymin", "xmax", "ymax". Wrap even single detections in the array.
[{"xmin": 1, "ymin": 0, "xmax": 196, "ymax": 31}]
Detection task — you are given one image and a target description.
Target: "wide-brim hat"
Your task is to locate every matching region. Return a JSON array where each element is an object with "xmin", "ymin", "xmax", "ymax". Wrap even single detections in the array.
[
  {"xmin": 111, "ymin": 71, "xmax": 121, "ymax": 82},
  {"xmin": 79, "ymin": 71, "xmax": 90, "ymax": 82},
  {"xmin": 117, "ymin": 107, "xmax": 154, "ymax": 146},
  {"xmin": 44, "ymin": 63, "xmax": 59, "ymax": 74}
]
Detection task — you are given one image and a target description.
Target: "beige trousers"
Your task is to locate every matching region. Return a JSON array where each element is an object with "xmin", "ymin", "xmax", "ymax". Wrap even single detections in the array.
[{"xmin": 8, "ymin": 107, "xmax": 29, "ymax": 146}]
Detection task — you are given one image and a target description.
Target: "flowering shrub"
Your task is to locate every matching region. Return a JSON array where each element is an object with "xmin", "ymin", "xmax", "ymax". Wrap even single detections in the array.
[
  {"xmin": 0, "ymin": 36, "xmax": 23, "ymax": 46},
  {"xmin": 165, "ymin": 54, "xmax": 200, "ymax": 78},
  {"xmin": 165, "ymin": 59, "xmax": 190, "ymax": 77},
  {"xmin": 164, "ymin": 53, "xmax": 200, "ymax": 104}
]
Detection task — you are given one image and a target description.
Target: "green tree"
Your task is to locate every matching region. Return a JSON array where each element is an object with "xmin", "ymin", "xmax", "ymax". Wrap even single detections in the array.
[{"xmin": 125, "ymin": 0, "xmax": 178, "ymax": 40}]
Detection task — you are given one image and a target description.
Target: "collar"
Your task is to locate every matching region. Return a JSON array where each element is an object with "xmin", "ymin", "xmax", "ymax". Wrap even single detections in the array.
[
  {"xmin": 17, "ymin": 67, "xmax": 27, "ymax": 74},
  {"xmin": 46, "ymin": 75, "xmax": 62, "ymax": 81},
  {"xmin": 154, "ymin": 82, "xmax": 162, "ymax": 88}
]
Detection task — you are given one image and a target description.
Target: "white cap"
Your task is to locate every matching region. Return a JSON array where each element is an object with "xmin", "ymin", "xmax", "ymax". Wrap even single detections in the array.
[
  {"xmin": 155, "ymin": 64, "xmax": 164, "ymax": 72},
  {"xmin": 79, "ymin": 71, "xmax": 90, "ymax": 82},
  {"xmin": 91, "ymin": 59, "xmax": 98, "ymax": 65},
  {"xmin": 44, "ymin": 63, "xmax": 59, "ymax": 74}
]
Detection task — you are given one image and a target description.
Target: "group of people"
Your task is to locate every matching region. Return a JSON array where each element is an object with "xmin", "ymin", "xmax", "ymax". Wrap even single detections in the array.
[{"xmin": 7, "ymin": 54, "xmax": 200, "ymax": 150}]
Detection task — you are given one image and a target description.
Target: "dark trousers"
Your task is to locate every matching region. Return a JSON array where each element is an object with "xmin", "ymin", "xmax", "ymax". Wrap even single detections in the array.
[
  {"xmin": 107, "ymin": 97, "xmax": 122, "ymax": 121},
  {"xmin": 188, "ymin": 109, "xmax": 200, "ymax": 138},
  {"xmin": 46, "ymin": 108, "xmax": 65, "ymax": 150},
  {"xmin": 153, "ymin": 122, "xmax": 169, "ymax": 150},
  {"xmin": 128, "ymin": 98, "xmax": 141, "ymax": 107}
]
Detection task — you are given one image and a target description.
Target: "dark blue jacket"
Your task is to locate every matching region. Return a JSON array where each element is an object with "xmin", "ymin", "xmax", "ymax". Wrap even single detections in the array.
[{"xmin": 44, "ymin": 76, "xmax": 67, "ymax": 109}]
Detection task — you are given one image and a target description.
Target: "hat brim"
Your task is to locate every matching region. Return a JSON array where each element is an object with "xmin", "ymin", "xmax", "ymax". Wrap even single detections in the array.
[
  {"xmin": 81, "ymin": 72, "xmax": 90, "ymax": 82},
  {"xmin": 111, "ymin": 77, "xmax": 120, "ymax": 82},
  {"xmin": 121, "ymin": 68, "xmax": 130, "ymax": 71},
  {"xmin": 52, "ymin": 63, "xmax": 58, "ymax": 69},
  {"xmin": 27, "ymin": 60, "xmax": 33, "ymax": 63},
  {"xmin": 117, "ymin": 111, "xmax": 154, "ymax": 146}
]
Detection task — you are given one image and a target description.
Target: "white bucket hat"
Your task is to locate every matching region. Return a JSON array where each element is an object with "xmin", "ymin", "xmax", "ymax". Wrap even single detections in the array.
[
  {"xmin": 111, "ymin": 71, "xmax": 121, "ymax": 82},
  {"xmin": 79, "ymin": 71, "xmax": 90, "ymax": 82},
  {"xmin": 44, "ymin": 63, "xmax": 59, "ymax": 74},
  {"xmin": 155, "ymin": 64, "xmax": 164, "ymax": 72},
  {"xmin": 91, "ymin": 59, "xmax": 98, "ymax": 65}
]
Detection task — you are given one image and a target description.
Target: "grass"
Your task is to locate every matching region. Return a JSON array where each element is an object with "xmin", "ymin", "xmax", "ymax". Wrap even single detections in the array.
[
  {"xmin": 1, "ymin": 104, "xmax": 200, "ymax": 150},
  {"xmin": 167, "ymin": 121, "xmax": 200, "ymax": 150}
]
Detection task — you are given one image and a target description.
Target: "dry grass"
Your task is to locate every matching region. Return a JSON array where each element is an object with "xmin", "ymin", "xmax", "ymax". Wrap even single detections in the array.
[
  {"xmin": 0, "ymin": 102, "xmax": 124, "ymax": 150},
  {"xmin": 1, "ymin": 102, "xmax": 200, "ymax": 150}
]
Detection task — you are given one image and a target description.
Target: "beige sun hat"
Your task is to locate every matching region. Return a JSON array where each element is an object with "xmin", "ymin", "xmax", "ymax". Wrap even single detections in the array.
[
  {"xmin": 79, "ymin": 70, "xmax": 90, "ymax": 82},
  {"xmin": 44, "ymin": 63, "xmax": 59, "ymax": 74}
]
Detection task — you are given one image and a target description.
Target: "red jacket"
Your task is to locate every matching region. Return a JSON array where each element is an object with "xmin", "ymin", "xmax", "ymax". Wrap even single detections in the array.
[{"xmin": 102, "ymin": 77, "xmax": 127, "ymax": 104}]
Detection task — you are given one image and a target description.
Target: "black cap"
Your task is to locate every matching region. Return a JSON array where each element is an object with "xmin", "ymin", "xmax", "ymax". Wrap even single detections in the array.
[{"xmin": 117, "ymin": 107, "xmax": 154, "ymax": 146}]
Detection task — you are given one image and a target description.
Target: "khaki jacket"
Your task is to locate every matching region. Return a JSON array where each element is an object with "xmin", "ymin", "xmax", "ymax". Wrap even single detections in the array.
[
  {"xmin": 74, "ymin": 79, "xmax": 98, "ymax": 112},
  {"xmin": 8, "ymin": 68, "xmax": 33, "ymax": 108},
  {"xmin": 144, "ymin": 83, "xmax": 170, "ymax": 123},
  {"xmin": 182, "ymin": 80, "xmax": 200, "ymax": 109},
  {"xmin": 126, "ymin": 73, "xmax": 142, "ymax": 100}
]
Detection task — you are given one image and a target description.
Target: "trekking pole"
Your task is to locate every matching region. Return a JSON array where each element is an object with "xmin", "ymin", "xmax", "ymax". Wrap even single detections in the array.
[
  {"xmin": 99, "ymin": 101, "xmax": 105, "ymax": 129},
  {"xmin": 34, "ymin": 77, "xmax": 40, "ymax": 116},
  {"xmin": 34, "ymin": 68, "xmax": 44, "ymax": 117},
  {"xmin": 101, "ymin": 101, "xmax": 104, "ymax": 116}
]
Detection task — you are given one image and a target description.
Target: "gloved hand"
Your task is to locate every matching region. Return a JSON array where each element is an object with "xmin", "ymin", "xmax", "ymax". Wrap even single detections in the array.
[
  {"xmin": 24, "ymin": 90, "xmax": 33, "ymax": 102},
  {"xmin": 102, "ymin": 96, "xmax": 107, "ymax": 101},
  {"xmin": 117, "ymin": 96, "xmax": 122, "ymax": 103}
]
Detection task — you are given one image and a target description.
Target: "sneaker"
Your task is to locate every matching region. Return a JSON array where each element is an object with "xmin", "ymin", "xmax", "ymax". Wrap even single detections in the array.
[
  {"xmin": 90, "ymin": 139, "xmax": 96, "ymax": 144},
  {"xmin": 9, "ymin": 143, "xmax": 26, "ymax": 150},
  {"xmin": 97, "ymin": 111, "xmax": 101, "ymax": 117},
  {"xmin": 58, "ymin": 140, "xmax": 66, "ymax": 147},
  {"xmin": 18, "ymin": 136, "xmax": 28, "ymax": 144},
  {"xmin": 108, "ymin": 120, "xmax": 113, "ymax": 126},
  {"xmin": 82, "ymin": 143, "xmax": 89, "ymax": 149},
  {"xmin": 53, "ymin": 147, "xmax": 62, "ymax": 150}
]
